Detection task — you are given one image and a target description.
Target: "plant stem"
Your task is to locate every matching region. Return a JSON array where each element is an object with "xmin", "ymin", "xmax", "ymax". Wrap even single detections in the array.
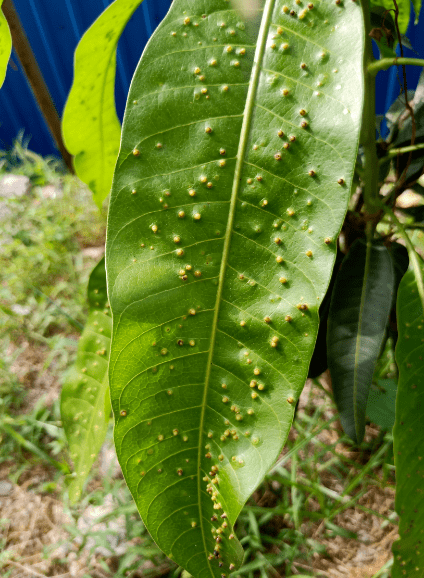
[
  {"xmin": 361, "ymin": 0, "xmax": 380, "ymax": 215},
  {"xmin": 379, "ymin": 143, "xmax": 424, "ymax": 165},
  {"xmin": 370, "ymin": 557, "xmax": 393, "ymax": 578},
  {"xmin": 368, "ymin": 57, "xmax": 424, "ymax": 75}
]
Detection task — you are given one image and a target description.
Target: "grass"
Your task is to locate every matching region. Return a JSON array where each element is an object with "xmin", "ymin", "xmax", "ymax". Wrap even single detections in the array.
[{"xmin": 0, "ymin": 140, "xmax": 397, "ymax": 578}]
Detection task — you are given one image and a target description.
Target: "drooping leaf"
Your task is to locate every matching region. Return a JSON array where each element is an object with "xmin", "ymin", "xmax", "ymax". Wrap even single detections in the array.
[
  {"xmin": 412, "ymin": 0, "xmax": 422, "ymax": 24},
  {"xmin": 391, "ymin": 262, "xmax": 424, "ymax": 578},
  {"xmin": 62, "ymin": 0, "xmax": 144, "ymax": 208},
  {"xmin": 61, "ymin": 257, "xmax": 112, "ymax": 503},
  {"xmin": 0, "ymin": 0, "xmax": 12, "ymax": 89},
  {"xmin": 327, "ymin": 238, "xmax": 395, "ymax": 444},
  {"xmin": 106, "ymin": 0, "xmax": 365, "ymax": 575}
]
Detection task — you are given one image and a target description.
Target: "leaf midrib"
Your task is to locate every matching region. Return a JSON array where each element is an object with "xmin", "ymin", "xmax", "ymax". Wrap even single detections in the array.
[{"xmin": 195, "ymin": 0, "xmax": 277, "ymax": 572}]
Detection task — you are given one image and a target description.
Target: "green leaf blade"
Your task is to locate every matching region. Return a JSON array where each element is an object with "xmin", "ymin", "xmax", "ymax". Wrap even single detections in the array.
[
  {"xmin": 327, "ymin": 239, "xmax": 395, "ymax": 444},
  {"xmin": 106, "ymin": 0, "xmax": 365, "ymax": 575},
  {"xmin": 0, "ymin": 0, "xmax": 12, "ymax": 89},
  {"xmin": 62, "ymin": 0, "xmax": 144, "ymax": 208},
  {"xmin": 61, "ymin": 258, "xmax": 112, "ymax": 503},
  {"xmin": 392, "ymin": 262, "xmax": 424, "ymax": 578}
]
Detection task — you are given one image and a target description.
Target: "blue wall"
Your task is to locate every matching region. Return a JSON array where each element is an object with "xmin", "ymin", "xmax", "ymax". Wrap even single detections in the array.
[{"xmin": 0, "ymin": 0, "xmax": 423, "ymax": 158}]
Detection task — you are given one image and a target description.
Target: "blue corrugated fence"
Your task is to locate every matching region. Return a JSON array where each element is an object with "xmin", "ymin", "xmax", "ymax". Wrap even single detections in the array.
[{"xmin": 0, "ymin": 0, "xmax": 423, "ymax": 158}]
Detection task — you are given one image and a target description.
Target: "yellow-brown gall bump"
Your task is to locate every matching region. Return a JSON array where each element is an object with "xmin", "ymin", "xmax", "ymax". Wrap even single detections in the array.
[
  {"xmin": 297, "ymin": 303, "xmax": 309, "ymax": 311},
  {"xmin": 287, "ymin": 396, "xmax": 295, "ymax": 404},
  {"xmin": 210, "ymin": 59, "xmax": 217, "ymax": 66},
  {"xmin": 156, "ymin": 142, "xmax": 163, "ymax": 149},
  {"xmin": 199, "ymin": 75, "xmax": 205, "ymax": 81},
  {"xmin": 222, "ymin": 396, "xmax": 229, "ymax": 403},
  {"xmin": 208, "ymin": 432, "xmax": 213, "ymax": 439},
  {"xmin": 171, "ymin": 31, "xmax": 176, "ymax": 36},
  {"xmin": 240, "ymin": 320, "xmax": 246, "ymax": 327},
  {"xmin": 335, "ymin": 0, "xmax": 341, "ymax": 4},
  {"xmin": 189, "ymin": 340, "xmax": 196, "ymax": 347},
  {"xmin": 270, "ymin": 43, "xmax": 276, "ymax": 49},
  {"xmin": 282, "ymin": 42, "xmax": 289, "ymax": 50},
  {"xmin": 200, "ymin": 175, "xmax": 207, "ymax": 183},
  {"xmin": 226, "ymin": 45, "xmax": 233, "ymax": 53},
  {"xmin": 281, "ymin": 88, "xmax": 289, "ymax": 96},
  {"xmin": 133, "ymin": 148, "xmax": 140, "ymax": 156},
  {"xmin": 177, "ymin": 468, "xmax": 184, "ymax": 476},
  {"xmin": 282, "ymin": 5, "xmax": 289, "ymax": 12},
  {"xmin": 120, "ymin": 410, "xmax": 127, "ymax": 417},
  {"xmin": 194, "ymin": 213, "xmax": 201, "ymax": 220},
  {"xmin": 220, "ymin": 148, "xmax": 226, "ymax": 155},
  {"xmin": 158, "ymin": 434, "xmax": 164, "ymax": 441},
  {"xmin": 338, "ymin": 178, "xmax": 345, "ymax": 185},
  {"xmin": 191, "ymin": 521, "xmax": 197, "ymax": 528},
  {"xmin": 276, "ymin": 256, "xmax": 284, "ymax": 264},
  {"xmin": 178, "ymin": 210, "xmax": 185, "ymax": 218},
  {"xmin": 250, "ymin": 380, "xmax": 257, "ymax": 388},
  {"xmin": 184, "ymin": 17, "xmax": 190, "ymax": 25},
  {"xmin": 173, "ymin": 235, "xmax": 181, "ymax": 244},
  {"xmin": 188, "ymin": 189, "xmax": 196, "ymax": 197},
  {"xmin": 264, "ymin": 316, "xmax": 271, "ymax": 324},
  {"xmin": 256, "ymin": 175, "xmax": 263, "ymax": 182},
  {"xmin": 236, "ymin": 414, "xmax": 243, "ymax": 421},
  {"xmin": 205, "ymin": 452, "xmax": 212, "ymax": 459},
  {"xmin": 261, "ymin": 199, "xmax": 268, "ymax": 207},
  {"xmin": 324, "ymin": 237, "xmax": 332, "ymax": 245},
  {"xmin": 201, "ymin": 88, "xmax": 208, "ymax": 96},
  {"xmin": 247, "ymin": 178, "xmax": 253, "ymax": 185},
  {"xmin": 173, "ymin": 429, "xmax": 179, "ymax": 436},
  {"xmin": 275, "ymin": 237, "xmax": 282, "ymax": 245},
  {"xmin": 301, "ymin": 120, "xmax": 309, "ymax": 128},
  {"xmin": 140, "ymin": 471, "xmax": 145, "ymax": 477},
  {"xmin": 257, "ymin": 383, "xmax": 265, "ymax": 391},
  {"xmin": 290, "ymin": 9, "xmax": 296, "ymax": 15},
  {"xmin": 205, "ymin": 126, "xmax": 212, "ymax": 133},
  {"xmin": 308, "ymin": 2, "xmax": 314, "ymax": 7},
  {"xmin": 131, "ymin": 189, "xmax": 137, "ymax": 195},
  {"xmin": 221, "ymin": 383, "xmax": 227, "ymax": 389},
  {"xmin": 207, "ymin": 182, "xmax": 213, "ymax": 189},
  {"xmin": 194, "ymin": 270, "xmax": 202, "ymax": 277},
  {"xmin": 285, "ymin": 314, "xmax": 292, "ymax": 323},
  {"xmin": 219, "ymin": 160, "xmax": 226, "ymax": 167},
  {"xmin": 289, "ymin": 135, "xmax": 296, "ymax": 142},
  {"xmin": 274, "ymin": 152, "xmax": 282, "ymax": 161},
  {"xmin": 283, "ymin": 142, "xmax": 290, "ymax": 150},
  {"xmin": 247, "ymin": 408, "xmax": 254, "ymax": 416},
  {"xmin": 277, "ymin": 26, "xmax": 283, "ymax": 34},
  {"xmin": 278, "ymin": 129, "xmax": 284, "ymax": 138},
  {"xmin": 308, "ymin": 169, "xmax": 316, "ymax": 177},
  {"xmin": 194, "ymin": 67, "xmax": 201, "ymax": 74},
  {"xmin": 221, "ymin": 85, "xmax": 229, "ymax": 93},
  {"xmin": 189, "ymin": 308, "xmax": 196, "ymax": 316},
  {"xmin": 183, "ymin": 435, "xmax": 188, "ymax": 442},
  {"xmin": 251, "ymin": 391, "xmax": 258, "ymax": 399},
  {"xmin": 151, "ymin": 224, "xmax": 158, "ymax": 233},
  {"xmin": 300, "ymin": 62, "xmax": 307, "ymax": 69},
  {"xmin": 306, "ymin": 250, "xmax": 313, "ymax": 257},
  {"xmin": 253, "ymin": 367, "xmax": 261, "ymax": 375},
  {"xmin": 161, "ymin": 348, "xmax": 168, "ymax": 355},
  {"xmin": 239, "ymin": 48, "xmax": 246, "ymax": 55},
  {"xmin": 233, "ymin": 60, "xmax": 240, "ymax": 67},
  {"xmin": 271, "ymin": 336, "xmax": 279, "ymax": 347}
]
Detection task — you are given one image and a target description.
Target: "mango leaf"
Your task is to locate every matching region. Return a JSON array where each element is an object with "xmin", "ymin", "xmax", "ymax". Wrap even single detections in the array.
[
  {"xmin": 392, "ymin": 262, "xmax": 424, "ymax": 578},
  {"xmin": 369, "ymin": 0, "xmax": 410, "ymax": 34},
  {"xmin": 366, "ymin": 378, "xmax": 397, "ymax": 431},
  {"xmin": 106, "ymin": 0, "xmax": 365, "ymax": 575},
  {"xmin": 0, "ymin": 0, "xmax": 12, "ymax": 89},
  {"xmin": 61, "ymin": 257, "xmax": 112, "ymax": 503},
  {"xmin": 327, "ymin": 239, "xmax": 395, "ymax": 444},
  {"xmin": 62, "ymin": 0, "xmax": 144, "ymax": 208}
]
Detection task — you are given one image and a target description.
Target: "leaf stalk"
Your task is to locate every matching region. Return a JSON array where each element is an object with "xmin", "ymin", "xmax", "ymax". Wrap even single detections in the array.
[{"xmin": 368, "ymin": 58, "xmax": 424, "ymax": 75}]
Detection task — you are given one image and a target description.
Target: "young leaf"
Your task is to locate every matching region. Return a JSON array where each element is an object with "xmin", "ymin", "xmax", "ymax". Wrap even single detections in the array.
[
  {"xmin": 369, "ymin": 0, "xmax": 410, "ymax": 34},
  {"xmin": 0, "ymin": 0, "xmax": 12, "ymax": 89},
  {"xmin": 392, "ymin": 262, "xmax": 424, "ymax": 578},
  {"xmin": 327, "ymin": 238, "xmax": 395, "ymax": 444},
  {"xmin": 62, "ymin": 0, "xmax": 144, "ymax": 208},
  {"xmin": 60, "ymin": 257, "xmax": 112, "ymax": 503},
  {"xmin": 106, "ymin": 0, "xmax": 365, "ymax": 575}
]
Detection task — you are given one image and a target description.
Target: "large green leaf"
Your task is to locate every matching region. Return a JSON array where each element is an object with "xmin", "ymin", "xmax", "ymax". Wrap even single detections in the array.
[
  {"xmin": 392, "ymin": 263, "xmax": 424, "ymax": 578},
  {"xmin": 327, "ymin": 238, "xmax": 395, "ymax": 444},
  {"xmin": 61, "ymin": 257, "xmax": 112, "ymax": 503},
  {"xmin": 106, "ymin": 0, "xmax": 365, "ymax": 575},
  {"xmin": 62, "ymin": 0, "xmax": 144, "ymax": 208},
  {"xmin": 369, "ymin": 0, "xmax": 410, "ymax": 34},
  {"xmin": 0, "ymin": 0, "xmax": 12, "ymax": 89}
]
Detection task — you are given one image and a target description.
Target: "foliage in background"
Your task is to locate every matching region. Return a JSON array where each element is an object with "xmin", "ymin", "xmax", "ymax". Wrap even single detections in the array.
[
  {"xmin": 61, "ymin": 257, "xmax": 112, "ymax": 504},
  {"xmin": 62, "ymin": 0, "xmax": 145, "ymax": 209},
  {"xmin": 0, "ymin": 0, "xmax": 11, "ymax": 89}
]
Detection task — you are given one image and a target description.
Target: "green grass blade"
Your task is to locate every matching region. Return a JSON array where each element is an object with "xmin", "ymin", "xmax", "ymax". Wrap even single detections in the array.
[
  {"xmin": 106, "ymin": 0, "xmax": 365, "ymax": 575},
  {"xmin": 62, "ymin": 0, "xmax": 144, "ymax": 208},
  {"xmin": 391, "ymin": 261, "xmax": 424, "ymax": 578},
  {"xmin": 327, "ymin": 238, "xmax": 395, "ymax": 444},
  {"xmin": 60, "ymin": 257, "xmax": 112, "ymax": 503},
  {"xmin": 0, "ymin": 0, "xmax": 12, "ymax": 89}
]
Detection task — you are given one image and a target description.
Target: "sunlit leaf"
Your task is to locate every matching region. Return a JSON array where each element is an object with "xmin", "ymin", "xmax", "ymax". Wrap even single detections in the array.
[
  {"xmin": 61, "ymin": 257, "xmax": 112, "ymax": 503},
  {"xmin": 392, "ymin": 261, "xmax": 424, "ymax": 578},
  {"xmin": 106, "ymin": 0, "xmax": 365, "ymax": 574},
  {"xmin": 327, "ymin": 239, "xmax": 395, "ymax": 444},
  {"xmin": 0, "ymin": 0, "xmax": 12, "ymax": 89},
  {"xmin": 62, "ymin": 0, "xmax": 144, "ymax": 208}
]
